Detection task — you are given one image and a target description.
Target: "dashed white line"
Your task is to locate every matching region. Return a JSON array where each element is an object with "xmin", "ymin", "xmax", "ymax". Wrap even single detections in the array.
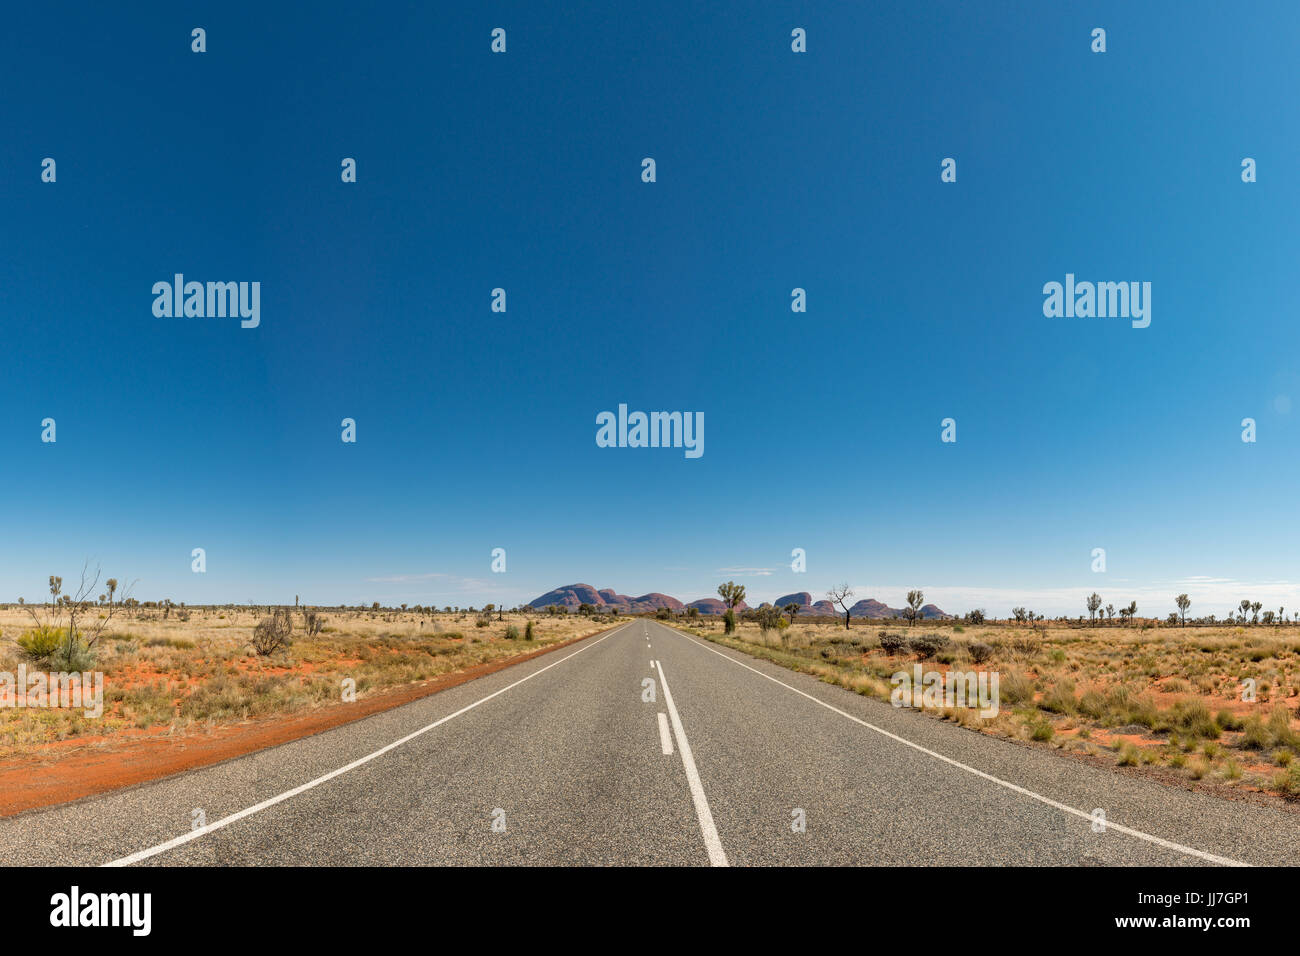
[
  {"xmin": 103, "ymin": 623, "xmax": 631, "ymax": 867},
  {"xmin": 657, "ymin": 712, "xmax": 674, "ymax": 755},
  {"xmin": 656, "ymin": 661, "xmax": 728, "ymax": 867}
]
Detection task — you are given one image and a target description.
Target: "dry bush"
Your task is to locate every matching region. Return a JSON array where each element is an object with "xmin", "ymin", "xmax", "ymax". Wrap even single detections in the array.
[{"xmin": 251, "ymin": 607, "xmax": 293, "ymax": 656}]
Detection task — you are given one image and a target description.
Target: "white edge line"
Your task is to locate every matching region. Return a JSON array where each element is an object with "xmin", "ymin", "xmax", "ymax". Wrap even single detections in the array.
[
  {"xmin": 668, "ymin": 627, "xmax": 1248, "ymax": 868},
  {"xmin": 656, "ymin": 661, "xmax": 728, "ymax": 867},
  {"xmin": 103, "ymin": 623, "xmax": 630, "ymax": 867}
]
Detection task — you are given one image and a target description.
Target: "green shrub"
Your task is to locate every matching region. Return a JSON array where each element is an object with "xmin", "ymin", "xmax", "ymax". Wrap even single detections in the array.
[
  {"xmin": 504, "ymin": 625, "xmax": 521, "ymax": 640},
  {"xmin": 878, "ymin": 632, "xmax": 906, "ymax": 654},
  {"xmin": 909, "ymin": 635, "xmax": 947, "ymax": 660},
  {"xmin": 998, "ymin": 669, "xmax": 1035, "ymax": 705},
  {"xmin": 1168, "ymin": 699, "xmax": 1219, "ymax": 739},
  {"xmin": 968, "ymin": 642, "xmax": 993, "ymax": 665},
  {"xmin": 1039, "ymin": 681, "xmax": 1077, "ymax": 715},
  {"xmin": 1241, "ymin": 716, "xmax": 1271, "ymax": 750},
  {"xmin": 524, "ymin": 621, "xmax": 535, "ymax": 641},
  {"xmin": 17, "ymin": 625, "xmax": 66, "ymax": 661},
  {"xmin": 1267, "ymin": 706, "xmax": 1297, "ymax": 748},
  {"xmin": 147, "ymin": 636, "xmax": 195, "ymax": 650},
  {"xmin": 1214, "ymin": 709, "xmax": 1243, "ymax": 731}
]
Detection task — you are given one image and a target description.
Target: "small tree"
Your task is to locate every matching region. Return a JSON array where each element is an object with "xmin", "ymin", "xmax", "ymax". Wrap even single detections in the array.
[
  {"xmin": 755, "ymin": 605, "xmax": 780, "ymax": 634},
  {"xmin": 1087, "ymin": 592, "xmax": 1102, "ymax": 623},
  {"xmin": 784, "ymin": 602, "xmax": 800, "ymax": 627},
  {"xmin": 717, "ymin": 581, "xmax": 746, "ymax": 611},
  {"xmin": 718, "ymin": 581, "xmax": 746, "ymax": 634},
  {"xmin": 1176, "ymin": 593, "xmax": 1191, "ymax": 626},
  {"xmin": 827, "ymin": 583, "xmax": 854, "ymax": 631},
  {"xmin": 302, "ymin": 607, "xmax": 325, "ymax": 636},
  {"xmin": 905, "ymin": 590, "xmax": 924, "ymax": 627}
]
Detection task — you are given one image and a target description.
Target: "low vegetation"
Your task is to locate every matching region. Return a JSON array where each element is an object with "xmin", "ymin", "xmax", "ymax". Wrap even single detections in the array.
[
  {"xmin": 678, "ymin": 613, "xmax": 1300, "ymax": 802},
  {"xmin": 0, "ymin": 602, "xmax": 616, "ymax": 758}
]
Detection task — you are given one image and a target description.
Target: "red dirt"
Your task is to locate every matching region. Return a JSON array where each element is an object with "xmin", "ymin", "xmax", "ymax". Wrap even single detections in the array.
[{"xmin": 0, "ymin": 627, "xmax": 612, "ymax": 817}]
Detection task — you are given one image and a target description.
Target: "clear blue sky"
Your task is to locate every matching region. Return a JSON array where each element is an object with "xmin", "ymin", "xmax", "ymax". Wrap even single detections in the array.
[{"xmin": 3, "ymin": 1, "xmax": 1297, "ymax": 619}]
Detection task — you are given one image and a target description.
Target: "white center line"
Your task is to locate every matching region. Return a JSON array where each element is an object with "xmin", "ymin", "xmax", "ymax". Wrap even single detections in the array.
[
  {"xmin": 657, "ymin": 712, "xmax": 674, "ymax": 755},
  {"xmin": 103, "ymin": 623, "xmax": 630, "ymax": 867},
  {"xmin": 669, "ymin": 627, "xmax": 1247, "ymax": 868},
  {"xmin": 656, "ymin": 661, "xmax": 728, "ymax": 867}
]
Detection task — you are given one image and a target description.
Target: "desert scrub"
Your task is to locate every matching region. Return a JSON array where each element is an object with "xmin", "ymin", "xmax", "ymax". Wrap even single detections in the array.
[
  {"xmin": 877, "ymin": 632, "xmax": 906, "ymax": 655},
  {"xmin": 16, "ymin": 626, "xmax": 67, "ymax": 660},
  {"xmin": 1029, "ymin": 719, "xmax": 1054, "ymax": 742},
  {"xmin": 1164, "ymin": 699, "xmax": 1219, "ymax": 739},
  {"xmin": 1039, "ymin": 680, "xmax": 1077, "ymax": 715}
]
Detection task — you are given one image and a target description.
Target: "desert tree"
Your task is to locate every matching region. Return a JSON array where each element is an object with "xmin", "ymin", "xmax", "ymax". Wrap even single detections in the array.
[
  {"xmin": 718, "ymin": 581, "xmax": 746, "ymax": 635},
  {"xmin": 905, "ymin": 589, "xmax": 924, "ymax": 627},
  {"xmin": 827, "ymin": 583, "xmax": 854, "ymax": 631},
  {"xmin": 1251, "ymin": 601, "xmax": 1262, "ymax": 624},
  {"xmin": 784, "ymin": 602, "xmax": 801, "ymax": 627},
  {"xmin": 717, "ymin": 581, "xmax": 746, "ymax": 610},
  {"xmin": 1176, "ymin": 593, "xmax": 1191, "ymax": 626},
  {"xmin": 755, "ymin": 604, "xmax": 781, "ymax": 634},
  {"xmin": 1087, "ymin": 592, "xmax": 1102, "ymax": 623}
]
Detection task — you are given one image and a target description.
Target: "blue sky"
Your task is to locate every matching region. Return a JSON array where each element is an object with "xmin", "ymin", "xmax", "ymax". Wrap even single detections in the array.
[{"xmin": 2, "ymin": 1, "xmax": 1298, "ymax": 618}]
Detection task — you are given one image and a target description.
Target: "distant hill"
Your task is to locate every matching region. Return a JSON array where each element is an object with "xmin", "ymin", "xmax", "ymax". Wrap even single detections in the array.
[{"xmin": 527, "ymin": 584, "xmax": 944, "ymax": 618}]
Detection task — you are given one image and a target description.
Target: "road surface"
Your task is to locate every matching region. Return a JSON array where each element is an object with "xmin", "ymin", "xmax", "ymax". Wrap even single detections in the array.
[{"xmin": 3, "ymin": 620, "xmax": 1296, "ymax": 866}]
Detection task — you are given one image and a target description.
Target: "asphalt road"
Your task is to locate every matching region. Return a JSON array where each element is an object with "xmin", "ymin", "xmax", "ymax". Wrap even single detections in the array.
[{"xmin": 3, "ymin": 619, "xmax": 1297, "ymax": 866}]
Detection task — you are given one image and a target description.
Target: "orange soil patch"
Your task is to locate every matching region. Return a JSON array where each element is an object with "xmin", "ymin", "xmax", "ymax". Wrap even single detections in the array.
[{"xmin": 0, "ymin": 626, "xmax": 616, "ymax": 817}]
